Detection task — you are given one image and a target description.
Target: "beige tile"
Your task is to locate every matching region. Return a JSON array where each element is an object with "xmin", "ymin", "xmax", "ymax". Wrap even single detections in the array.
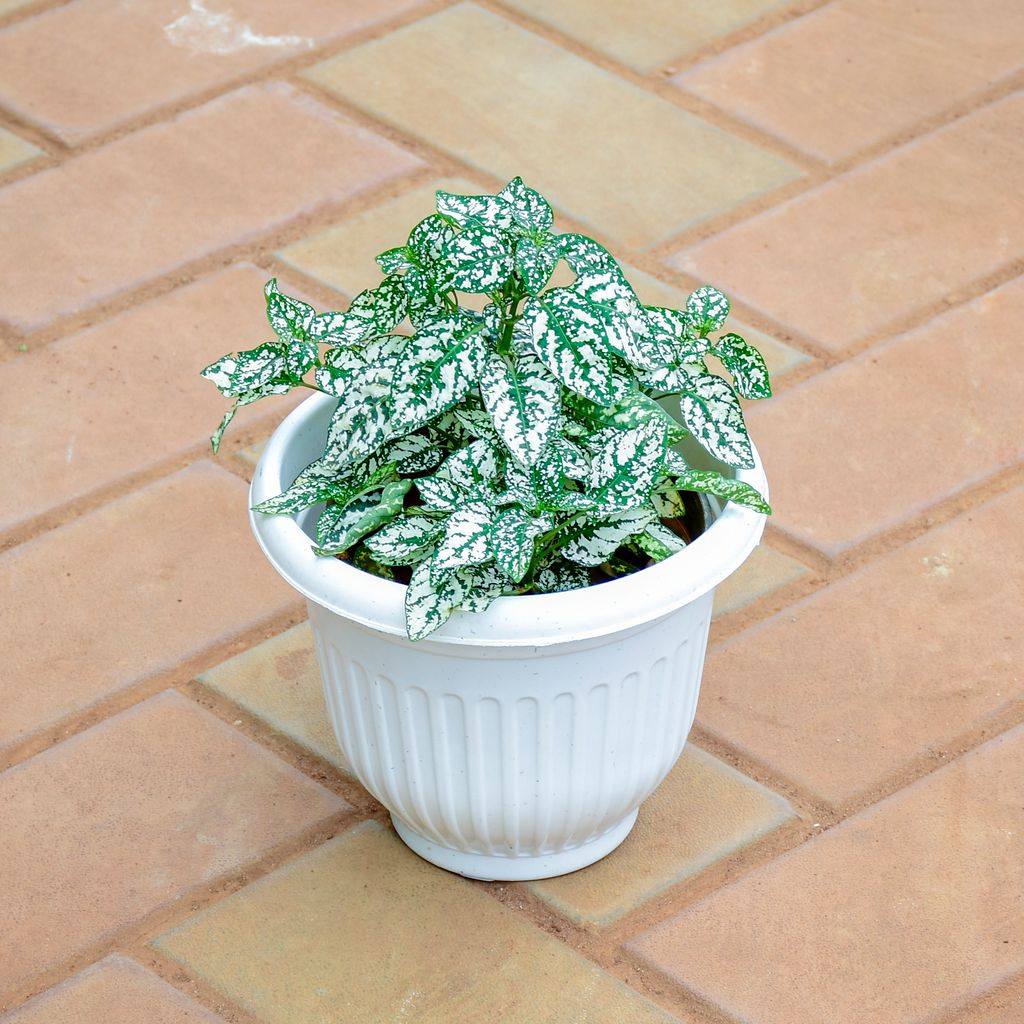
[
  {"xmin": 0, "ymin": 82, "xmax": 421, "ymax": 330},
  {"xmin": 278, "ymin": 176, "xmax": 477, "ymax": 297},
  {"xmin": 629, "ymin": 724, "xmax": 1024, "ymax": 1024},
  {"xmin": 0, "ymin": 956, "xmax": 226, "ymax": 1023},
  {"xmin": 530, "ymin": 745, "xmax": 792, "ymax": 924},
  {"xmin": 673, "ymin": 95, "xmax": 1024, "ymax": 350},
  {"xmin": 0, "ymin": 125, "xmax": 39, "ymax": 173},
  {"xmin": 0, "ymin": 693, "xmax": 344, "ymax": 994},
  {"xmin": 156, "ymin": 822, "xmax": 679, "ymax": 1023},
  {"xmin": 677, "ymin": 0, "xmax": 1024, "ymax": 161},
  {"xmin": 505, "ymin": 0, "xmax": 790, "ymax": 72},
  {"xmin": 700, "ymin": 485, "xmax": 1024, "ymax": 807},
  {"xmin": 198, "ymin": 622, "xmax": 350, "ymax": 775},
  {"xmin": 713, "ymin": 543, "xmax": 808, "ymax": 617},
  {"xmin": 303, "ymin": 3, "xmax": 799, "ymax": 249}
]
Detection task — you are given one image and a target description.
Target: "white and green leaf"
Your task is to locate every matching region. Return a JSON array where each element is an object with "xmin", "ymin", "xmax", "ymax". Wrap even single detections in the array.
[
  {"xmin": 405, "ymin": 559, "xmax": 467, "ymax": 641},
  {"xmin": 364, "ymin": 513, "xmax": 445, "ymax": 565},
  {"xmin": 443, "ymin": 224, "xmax": 513, "ymax": 294},
  {"xmin": 430, "ymin": 500, "xmax": 495, "ymax": 582},
  {"xmin": 265, "ymin": 279, "xmax": 315, "ymax": 341},
  {"xmin": 201, "ymin": 342, "xmax": 287, "ymax": 397},
  {"xmin": 489, "ymin": 507, "xmax": 543, "ymax": 583},
  {"xmin": 588, "ymin": 420, "xmax": 668, "ymax": 512},
  {"xmin": 671, "ymin": 467, "xmax": 770, "ymax": 514},
  {"xmin": 480, "ymin": 351, "xmax": 560, "ymax": 465},
  {"xmin": 533, "ymin": 561, "xmax": 590, "ymax": 593},
  {"xmin": 515, "ymin": 236, "xmax": 559, "ymax": 295},
  {"xmin": 678, "ymin": 372, "xmax": 754, "ymax": 469},
  {"xmin": 456, "ymin": 563, "xmax": 514, "ymax": 612},
  {"xmin": 687, "ymin": 286, "xmax": 730, "ymax": 335},
  {"xmin": 498, "ymin": 176, "xmax": 553, "ymax": 233},
  {"xmin": 436, "ymin": 190, "xmax": 514, "ymax": 231},
  {"xmin": 714, "ymin": 333, "xmax": 772, "ymax": 400},
  {"xmin": 313, "ymin": 480, "xmax": 411, "ymax": 556},
  {"xmin": 561, "ymin": 507, "xmax": 656, "ymax": 566}
]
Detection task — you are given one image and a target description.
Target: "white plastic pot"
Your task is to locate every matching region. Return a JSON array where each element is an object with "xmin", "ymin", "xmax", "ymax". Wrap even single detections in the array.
[{"xmin": 250, "ymin": 393, "xmax": 768, "ymax": 880}]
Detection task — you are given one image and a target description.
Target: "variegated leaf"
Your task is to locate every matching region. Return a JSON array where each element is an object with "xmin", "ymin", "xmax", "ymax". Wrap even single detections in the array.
[
  {"xmin": 387, "ymin": 433, "xmax": 444, "ymax": 474},
  {"xmin": 372, "ymin": 275, "xmax": 410, "ymax": 333},
  {"xmin": 443, "ymin": 224, "xmax": 513, "ymax": 294},
  {"xmin": 313, "ymin": 480, "xmax": 411, "ymax": 556},
  {"xmin": 457, "ymin": 563, "xmax": 514, "ymax": 612},
  {"xmin": 405, "ymin": 559, "xmax": 466, "ymax": 641},
  {"xmin": 201, "ymin": 342, "xmax": 287, "ymax": 397},
  {"xmin": 672, "ymin": 467, "xmax": 770, "ymax": 514},
  {"xmin": 561, "ymin": 507, "xmax": 656, "ymax": 566},
  {"xmin": 364, "ymin": 513, "xmax": 445, "ymax": 565},
  {"xmin": 515, "ymin": 236, "xmax": 559, "ymax": 295},
  {"xmin": 489, "ymin": 507, "xmax": 543, "ymax": 583},
  {"xmin": 453, "ymin": 407, "xmax": 499, "ymax": 440},
  {"xmin": 208, "ymin": 380, "xmax": 291, "ymax": 453},
  {"xmin": 309, "ymin": 310, "xmax": 374, "ymax": 347},
  {"xmin": 558, "ymin": 233, "xmax": 620, "ymax": 275},
  {"xmin": 265, "ymin": 279, "xmax": 314, "ymax": 341},
  {"xmin": 714, "ymin": 333, "xmax": 772, "ymax": 399},
  {"xmin": 435, "ymin": 438, "xmax": 501, "ymax": 489},
  {"xmin": 376, "ymin": 246, "xmax": 413, "ymax": 275},
  {"xmin": 430, "ymin": 500, "xmax": 495, "ymax": 582},
  {"xmin": 533, "ymin": 561, "xmax": 590, "ymax": 593},
  {"xmin": 480, "ymin": 351, "xmax": 560, "ymax": 465},
  {"xmin": 687, "ymin": 286, "xmax": 730, "ymax": 335},
  {"xmin": 552, "ymin": 435, "xmax": 590, "ymax": 477},
  {"xmin": 313, "ymin": 345, "xmax": 366, "ymax": 396},
  {"xmin": 678, "ymin": 373, "xmax": 754, "ymax": 469},
  {"xmin": 635, "ymin": 521, "xmax": 686, "ymax": 560},
  {"xmin": 391, "ymin": 319, "xmax": 488, "ymax": 432},
  {"xmin": 588, "ymin": 420, "xmax": 668, "ymax": 512},
  {"xmin": 408, "ymin": 214, "xmax": 456, "ymax": 265},
  {"xmin": 498, "ymin": 176, "xmax": 553, "ymax": 233},
  {"xmin": 521, "ymin": 288, "xmax": 617, "ymax": 405},
  {"xmin": 416, "ymin": 474, "xmax": 465, "ymax": 510},
  {"xmin": 436, "ymin": 190, "xmax": 514, "ymax": 231},
  {"xmin": 402, "ymin": 266, "xmax": 434, "ymax": 307},
  {"xmin": 253, "ymin": 458, "xmax": 395, "ymax": 516}
]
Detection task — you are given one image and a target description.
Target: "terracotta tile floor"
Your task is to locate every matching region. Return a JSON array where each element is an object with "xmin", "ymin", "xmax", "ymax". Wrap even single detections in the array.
[{"xmin": 0, "ymin": 1, "xmax": 1020, "ymax": 1022}]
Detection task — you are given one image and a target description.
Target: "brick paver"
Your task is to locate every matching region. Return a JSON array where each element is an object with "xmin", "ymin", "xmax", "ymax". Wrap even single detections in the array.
[
  {"xmin": 0, "ymin": 692, "xmax": 345, "ymax": 996},
  {"xmin": 672, "ymin": 94, "xmax": 1024, "ymax": 350},
  {"xmin": 303, "ymin": 3, "xmax": 799, "ymax": 248},
  {"xmin": 0, "ymin": 956, "xmax": 225, "ymax": 1024},
  {"xmin": 503, "ymin": 0, "xmax": 789, "ymax": 72},
  {"xmin": 628, "ymin": 724, "xmax": 1024, "ymax": 1024},
  {"xmin": 0, "ymin": 463, "xmax": 298, "ymax": 753},
  {"xmin": 675, "ymin": 0, "xmax": 1024, "ymax": 162},
  {"xmin": 530, "ymin": 745, "xmax": 793, "ymax": 925},
  {"xmin": 0, "ymin": 265, "xmax": 302, "ymax": 535},
  {"xmin": 747, "ymin": 276, "xmax": 1024, "ymax": 555},
  {"xmin": 0, "ymin": 82, "xmax": 420, "ymax": 330},
  {"xmin": 0, "ymin": 0, "xmax": 1021, "ymax": 1020},
  {"xmin": 0, "ymin": 0, "xmax": 424, "ymax": 143},
  {"xmin": 155, "ymin": 822, "xmax": 678, "ymax": 1023},
  {"xmin": 0, "ymin": 125, "xmax": 39, "ymax": 173},
  {"xmin": 197, "ymin": 622, "xmax": 350, "ymax": 774},
  {"xmin": 700, "ymin": 486, "xmax": 1024, "ymax": 807}
]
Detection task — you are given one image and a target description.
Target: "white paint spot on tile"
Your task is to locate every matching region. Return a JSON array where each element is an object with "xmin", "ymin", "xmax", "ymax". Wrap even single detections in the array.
[
  {"xmin": 65, "ymin": 436, "xmax": 75, "ymax": 465},
  {"xmin": 164, "ymin": 0, "xmax": 313, "ymax": 54},
  {"xmin": 922, "ymin": 553, "xmax": 952, "ymax": 577}
]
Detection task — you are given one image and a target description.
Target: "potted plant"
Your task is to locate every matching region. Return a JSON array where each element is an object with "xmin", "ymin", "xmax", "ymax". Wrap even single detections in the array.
[{"xmin": 202, "ymin": 177, "xmax": 772, "ymax": 881}]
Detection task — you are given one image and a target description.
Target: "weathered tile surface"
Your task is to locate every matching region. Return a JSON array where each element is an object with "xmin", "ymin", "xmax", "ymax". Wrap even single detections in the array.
[
  {"xmin": 745, "ymin": 277, "xmax": 1024, "ymax": 554},
  {"xmin": 504, "ymin": 0, "xmax": 790, "ymax": 72},
  {"xmin": 0, "ymin": 265, "xmax": 303, "ymax": 534},
  {"xmin": 0, "ymin": 692, "xmax": 345, "ymax": 995},
  {"xmin": 156, "ymin": 822, "xmax": 678, "ymax": 1023},
  {"xmin": 0, "ymin": 463, "xmax": 299, "ymax": 752},
  {"xmin": 629, "ymin": 724, "xmax": 1024, "ymax": 1024},
  {"xmin": 304, "ymin": 3, "xmax": 799, "ymax": 248},
  {"xmin": 0, "ymin": 956, "xmax": 225, "ymax": 1023},
  {"xmin": 278, "ymin": 176, "xmax": 477, "ymax": 297},
  {"xmin": 0, "ymin": 125, "xmax": 39, "ymax": 173},
  {"xmin": 198, "ymin": 621, "xmax": 349, "ymax": 774},
  {"xmin": 0, "ymin": 0, "xmax": 424, "ymax": 143},
  {"xmin": 0, "ymin": 82, "xmax": 421, "ymax": 330},
  {"xmin": 676, "ymin": 0, "xmax": 1024, "ymax": 161},
  {"xmin": 672, "ymin": 95, "xmax": 1024, "ymax": 350},
  {"xmin": 712, "ymin": 543, "xmax": 808, "ymax": 617},
  {"xmin": 530, "ymin": 745, "xmax": 793, "ymax": 925},
  {"xmin": 699, "ymin": 486, "xmax": 1024, "ymax": 806}
]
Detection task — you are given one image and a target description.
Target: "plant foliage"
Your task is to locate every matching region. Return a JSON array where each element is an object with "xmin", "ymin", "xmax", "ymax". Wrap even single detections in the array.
[{"xmin": 203, "ymin": 178, "xmax": 772, "ymax": 640}]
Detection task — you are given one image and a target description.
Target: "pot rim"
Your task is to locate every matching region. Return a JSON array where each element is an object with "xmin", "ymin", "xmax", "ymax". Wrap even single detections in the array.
[{"xmin": 249, "ymin": 393, "xmax": 768, "ymax": 647}]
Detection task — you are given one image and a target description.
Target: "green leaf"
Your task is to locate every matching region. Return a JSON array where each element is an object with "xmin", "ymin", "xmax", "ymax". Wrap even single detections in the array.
[
  {"xmin": 443, "ymin": 224, "xmax": 514, "ymax": 294},
  {"xmin": 480, "ymin": 351, "xmax": 560, "ymax": 466},
  {"xmin": 714, "ymin": 333, "xmax": 772, "ymax": 399},
  {"xmin": 253, "ymin": 458, "xmax": 395, "ymax": 516},
  {"xmin": 436, "ymin": 190, "xmax": 514, "ymax": 231},
  {"xmin": 521, "ymin": 288, "xmax": 617, "ymax": 405},
  {"xmin": 313, "ymin": 480, "xmax": 411, "ymax": 556},
  {"xmin": 208, "ymin": 380, "xmax": 291, "ymax": 453},
  {"xmin": 405, "ymin": 559, "xmax": 466, "ymax": 641},
  {"xmin": 430, "ymin": 500, "xmax": 495, "ymax": 582},
  {"xmin": 561, "ymin": 507, "xmax": 657, "ymax": 566},
  {"xmin": 489, "ymin": 507, "xmax": 543, "ymax": 583},
  {"xmin": 364, "ymin": 514, "xmax": 445, "ymax": 565},
  {"xmin": 456, "ymin": 563, "xmax": 514, "ymax": 612},
  {"xmin": 587, "ymin": 420, "xmax": 668, "ymax": 512},
  {"xmin": 265, "ymin": 279, "xmax": 315, "ymax": 342},
  {"xmin": 376, "ymin": 246, "xmax": 413, "ymax": 275},
  {"xmin": 408, "ymin": 214, "xmax": 456, "ymax": 266},
  {"xmin": 634, "ymin": 521, "xmax": 686, "ymax": 560},
  {"xmin": 672, "ymin": 467, "xmax": 771, "ymax": 514},
  {"xmin": 678, "ymin": 372, "xmax": 754, "ymax": 469},
  {"xmin": 387, "ymin": 433, "xmax": 444, "ymax": 474},
  {"xmin": 416, "ymin": 474, "xmax": 465, "ymax": 511},
  {"xmin": 201, "ymin": 342, "xmax": 287, "ymax": 398},
  {"xmin": 558, "ymin": 233, "xmax": 620, "ymax": 275},
  {"xmin": 371, "ymin": 276, "xmax": 410, "ymax": 333},
  {"xmin": 391, "ymin": 317, "xmax": 487, "ymax": 432},
  {"xmin": 309, "ymin": 310, "xmax": 374, "ymax": 347},
  {"xmin": 497, "ymin": 176, "xmax": 553, "ymax": 233},
  {"xmin": 533, "ymin": 561, "xmax": 590, "ymax": 593},
  {"xmin": 515, "ymin": 236, "xmax": 559, "ymax": 295},
  {"xmin": 453, "ymin": 406, "xmax": 499, "ymax": 441},
  {"xmin": 687, "ymin": 286, "xmax": 730, "ymax": 335}
]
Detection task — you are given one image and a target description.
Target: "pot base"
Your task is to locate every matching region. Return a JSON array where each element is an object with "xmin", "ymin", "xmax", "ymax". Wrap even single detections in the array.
[{"xmin": 391, "ymin": 809, "xmax": 639, "ymax": 881}]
